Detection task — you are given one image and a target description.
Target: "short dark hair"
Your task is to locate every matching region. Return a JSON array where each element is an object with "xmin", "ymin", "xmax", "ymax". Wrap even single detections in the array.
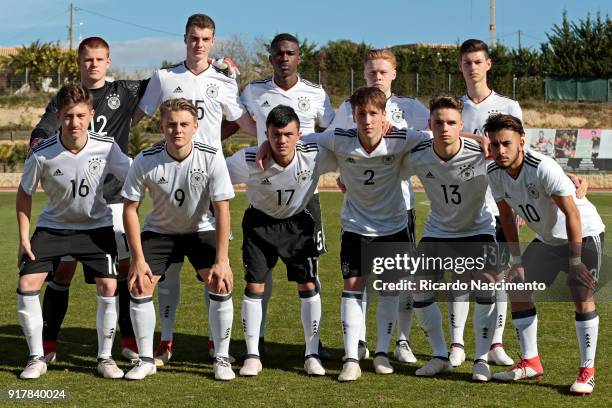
[
  {"xmin": 460, "ymin": 39, "xmax": 490, "ymax": 58},
  {"xmin": 57, "ymin": 83, "xmax": 92, "ymax": 112},
  {"xmin": 160, "ymin": 98, "xmax": 198, "ymax": 121},
  {"xmin": 270, "ymin": 33, "xmax": 300, "ymax": 53},
  {"xmin": 185, "ymin": 13, "xmax": 215, "ymax": 35},
  {"xmin": 429, "ymin": 95, "xmax": 463, "ymax": 114},
  {"xmin": 483, "ymin": 114, "xmax": 525, "ymax": 137},
  {"xmin": 266, "ymin": 105, "xmax": 300, "ymax": 130},
  {"xmin": 349, "ymin": 87, "xmax": 387, "ymax": 113},
  {"xmin": 77, "ymin": 37, "xmax": 110, "ymax": 59}
]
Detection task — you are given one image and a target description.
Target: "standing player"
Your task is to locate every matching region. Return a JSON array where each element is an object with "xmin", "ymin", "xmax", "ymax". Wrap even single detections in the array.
[
  {"xmin": 485, "ymin": 114, "xmax": 604, "ymax": 395},
  {"xmin": 294, "ymin": 87, "xmax": 431, "ymax": 381},
  {"xmin": 452, "ymin": 39, "xmax": 523, "ymax": 367},
  {"xmin": 330, "ymin": 48, "xmax": 429, "ymax": 363},
  {"xmin": 226, "ymin": 105, "xmax": 337, "ymax": 376},
  {"xmin": 225, "ymin": 33, "xmax": 335, "ymax": 359},
  {"xmin": 132, "ymin": 13, "xmax": 255, "ymax": 364},
  {"xmin": 17, "ymin": 83, "xmax": 131, "ymax": 379},
  {"xmin": 401, "ymin": 96, "xmax": 497, "ymax": 381},
  {"xmin": 30, "ymin": 36, "xmax": 148, "ymax": 364},
  {"xmin": 122, "ymin": 98, "xmax": 235, "ymax": 380}
]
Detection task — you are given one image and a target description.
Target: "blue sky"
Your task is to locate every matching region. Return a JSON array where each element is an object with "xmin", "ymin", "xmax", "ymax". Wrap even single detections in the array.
[{"xmin": 1, "ymin": 0, "xmax": 608, "ymax": 72}]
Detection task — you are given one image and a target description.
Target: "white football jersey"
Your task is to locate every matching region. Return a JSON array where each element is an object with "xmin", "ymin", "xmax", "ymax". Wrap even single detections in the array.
[
  {"xmin": 402, "ymin": 137, "xmax": 495, "ymax": 238},
  {"xmin": 329, "ymin": 94, "xmax": 430, "ymax": 210},
  {"xmin": 20, "ymin": 132, "xmax": 130, "ymax": 230},
  {"xmin": 226, "ymin": 141, "xmax": 337, "ymax": 219},
  {"xmin": 303, "ymin": 128, "xmax": 431, "ymax": 236},
  {"xmin": 241, "ymin": 76, "xmax": 335, "ymax": 145},
  {"xmin": 488, "ymin": 149, "xmax": 605, "ymax": 245},
  {"xmin": 138, "ymin": 62, "xmax": 246, "ymax": 149},
  {"xmin": 461, "ymin": 91, "xmax": 523, "ymax": 216},
  {"xmin": 121, "ymin": 142, "xmax": 235, "ymax": 234}
]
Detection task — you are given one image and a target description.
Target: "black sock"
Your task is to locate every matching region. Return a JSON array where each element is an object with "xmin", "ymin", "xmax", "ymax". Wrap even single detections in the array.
[
  {"xmin": 117, "ymin": 279, "xmax": 134, "ymax": 338},
  {"xmin": 42, "ymin": 282, "xmax": 70, "ymax": 341}
]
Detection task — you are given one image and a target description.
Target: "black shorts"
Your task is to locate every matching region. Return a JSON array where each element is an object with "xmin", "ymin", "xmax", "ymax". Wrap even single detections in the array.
[
  {"xmin": 242, "ymin": 207, "xmax": 319, "ymax": 284},
  {"xmin": 305, "ymin": 193, "xmax": 326, "ymax": 255},
  {"xmin": 407, "ymin": 208, "xmax": 416, "ymax": 245},
  {"xmin": 523, "ymin": 233, "xmax": 604, "ymax": 287},
  {"xmin": 141, "ymin": 230, "xmax": 217, "ymax": 280},
  {"xmin": 417, "ymin": 234, "xmax": 498, "ymax": 279},
  {"xmin": 19, "ymin": 227, "xmax": 118, "ymax": 284},
  {"xmin": 341, "ymin": 229, "xmax": 410, "ymax": 279}
]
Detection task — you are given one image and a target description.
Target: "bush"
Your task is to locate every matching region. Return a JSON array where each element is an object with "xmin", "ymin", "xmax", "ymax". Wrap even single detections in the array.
[{"xmin": 0, "ymin": 141, "xmax": 28, "ymax": 171}]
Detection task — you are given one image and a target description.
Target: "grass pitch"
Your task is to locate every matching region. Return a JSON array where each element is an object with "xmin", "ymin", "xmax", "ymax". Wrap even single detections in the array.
[{"xmin": 0, "ymin": 192, "xmax": 610, "ymax": 407}]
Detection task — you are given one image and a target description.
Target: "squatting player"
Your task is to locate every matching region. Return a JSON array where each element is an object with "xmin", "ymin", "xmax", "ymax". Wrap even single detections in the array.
[
  {"xmin": 486, "ymin": 114, "xmax": 604, "ymax": 395},
  {"xmin": 30, "ymin": 36, "xmax": 148, "ymax": 364},
  {"xmin": 401, "ymin": 96, "xmax": 498, "ymax": 380},
  {"xmin": 226, "ymin": 105, "xmax": 337, "ymax": 376},
  {"xmin": 17, "ymin": 83, "xmax": 131, "ymax": 380},
  {"xmin": 132, "ymin": 13, "xmax": 255, "ymax": 364},
  {"xmin": 330, "ymin": 48, "xmax": 430, "ymax": 363},
  {"xmin": 122, "ymin": 98, "xmax": 235, "ymax": 380},
  {"xmin": 226, "ymin": 33, "xmax": 335, "ymax": 360}
]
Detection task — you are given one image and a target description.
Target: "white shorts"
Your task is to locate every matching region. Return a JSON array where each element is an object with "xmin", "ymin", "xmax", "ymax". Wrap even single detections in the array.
[{"xmin": 61, "ymin": 203, "xmax": 130, "ymax": 262}]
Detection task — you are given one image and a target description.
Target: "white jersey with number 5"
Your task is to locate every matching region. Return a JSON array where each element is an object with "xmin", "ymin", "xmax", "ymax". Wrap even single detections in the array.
[
  {"xmin": 330, "ymin": 95, "xmax": 430, "ymax": 210},
  {"xmin": 241, "ymin": 76, "xmax": 335, "ymax": 145},
  {"xmin": 302, "ymin": 128, "xmax": 431, "ymax": 236},
  {"xmin": 138, "ymin": 62, "xmax": 246, "ymax": 149},
  {"xmin": 20, "ymin": 131, "xmax": 131, "ymax": 230},
  {"xmin": 487, "ymin": 149, "xmax": 604, "ymax": 245},
  {"xmin": 402, "ymin": 137, "xmax": 495, "ymax": 238},
  {"xmin": 226, "ymin": 141, "xmax": 337, "ymax": 219},
  {"xmin": 121, "ymin": 142, "xmax": 235, "ymax": 234}
]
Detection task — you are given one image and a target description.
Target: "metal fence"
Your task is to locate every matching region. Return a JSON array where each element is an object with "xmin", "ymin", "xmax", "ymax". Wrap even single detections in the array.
[{"xmin": 0, "ymin": 69, "xmax": 68, "ymax": 95}]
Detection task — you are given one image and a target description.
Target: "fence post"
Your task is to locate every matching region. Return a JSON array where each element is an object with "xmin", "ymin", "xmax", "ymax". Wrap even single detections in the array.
[
  {"xmin": 318, "ymin": 70, "xmax": 321, "ymax": 85},
  {"xmin": 416, "ymin": 72, "xmax": 419, "ymax": 97},
  {"xmin": 25, "ymin": 66, "xmax": 29, "ymax": 86},
  {"xmin": 512, "ymin": 75, "xmax": 517, "ymax": 100},
  {"xmin": 57, "ymin": 66, "xmax": 61, "ymax": 87},
  {"xmin": 448, "ymin": 73, "xmax": 451, "ymax": 92},
  {"xmin": 350, "ymin": 68, "xmax": 354, "ymax": 95}
]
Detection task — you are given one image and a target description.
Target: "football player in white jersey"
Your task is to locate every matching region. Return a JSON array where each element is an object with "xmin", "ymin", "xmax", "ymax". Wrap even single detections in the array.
[
  {"xmin": 292, "ymin": 87, "xmax": 431, "ymax": 381},
  {"xmin": 225, "ymin": 33, "xmax": 335, "ymax": 361},
  {"xmin": 226, "ymin": 105, "xmax": 337, "ymax": 376},
  {"xmin": 122, "ymin": 99, "xmax": 235, "ymax": 381},
  {"xmin": 485, "ymin": 114, "xmax": 604, "ymax": 395},
  {"xmin": 16, "ymin": 83, "xmax": 131, "ymax": 380},
  {"xmin": 132, "ymin": 14, "xmax": 255, "ymax": 364},
  {"xmin": 401, "ymin": 96, "xmax": 498, "ymax": 380},
  {"xmin": 330, "ymin": 48, "xmax": 429, "ymax": 363}
]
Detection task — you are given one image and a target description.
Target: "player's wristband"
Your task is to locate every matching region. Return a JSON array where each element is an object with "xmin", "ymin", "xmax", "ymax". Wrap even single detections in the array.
[
  {"xmin": 510, "ymin": 255, "xmax": 522, "ymax": 265},
  {"xmin": 569, "ymin": 257, "xmax": 582, "ymax": 267}
]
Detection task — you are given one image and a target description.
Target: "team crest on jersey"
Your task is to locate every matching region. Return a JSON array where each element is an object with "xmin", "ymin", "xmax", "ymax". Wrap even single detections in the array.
[
  {"xmin": 107, "ymin": 93, "xmax": 121, "ymax": 110},
  {"xmin": 190, "ymin": 169, "xmax": 206, "ymax": 186},
  {"xmin": 341, "ymin": 261, "xmax": 351, "ymax": 277},
  {"xmin": 526, "ymin": 183, "xmax": 539, "ymax": 199},
  {"xmin": 296, "ymin": 170, "xmax": 312, "ymax": 185},
  {"xmin": 88, "ymin": 158, "xmax": 102, "ymax": 175},
  {"xmin": 382, "ymin": 155, "xmax": 395, "ymax": 165},
  {"xmin": 297, "ymin": 97, "xmax": 310, "ymax": 112},
  {"xmin": 458, "ymin": 164, "xmax": 475, "ymax": 181},
  {"xmin": 390, "ymin": 109, "xmax": 404, "ymax": 124},
  {"xmin": 206, "ymin": 84, "xmax": 219, "ymax": 99}
]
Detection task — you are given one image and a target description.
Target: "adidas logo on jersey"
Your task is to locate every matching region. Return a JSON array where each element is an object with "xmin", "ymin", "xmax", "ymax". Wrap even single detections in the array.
[
  {"xmin": 53, "ymin": 169, "xmax": 64, "ymax": 176},
  {"xmin": 173, "ymin": 86, "xmax": 183, "ymax": 93},
  {"xmin": 261, "ymin": 101, "xmax": 270, "ymax": 107},
  {"xmin": 261, "ymin": 178, "xmax": 271, "ymax": 185},
  {"xmin": 425, "ymin": 171, "xmax": 435, "ymax": 179},
  {"xmin": 157, "ymin": 177, "xmax": 168, "ymax": 184}
]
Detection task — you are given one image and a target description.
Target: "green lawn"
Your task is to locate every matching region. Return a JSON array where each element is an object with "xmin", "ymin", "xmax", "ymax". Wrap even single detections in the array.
[{"xmin": 0, "ymin": 192, "xmax": 610, "ymax": 407}]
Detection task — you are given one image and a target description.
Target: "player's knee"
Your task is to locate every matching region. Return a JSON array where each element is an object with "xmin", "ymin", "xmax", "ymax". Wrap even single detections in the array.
[
  {"xmin": 343, "ymin": 277, "xmax": 364, "ymax": 292},
  {"xmin": 18, "ymin": 274, "xmax": 46, "ymax": 293},
  {"xmin": 208, "ymin": 280, "xmax": 230, "ymax": 295},
  {"xmin": 246, "ymin": 282, "xmax": 264, "ymax": 294},
  {"xmin": 297, "ymin": 281, "xmax": 317, "ymax": 296},
  {"xmin": 96, "ymin": 278, "xmax": 117, "ymax": 297}
]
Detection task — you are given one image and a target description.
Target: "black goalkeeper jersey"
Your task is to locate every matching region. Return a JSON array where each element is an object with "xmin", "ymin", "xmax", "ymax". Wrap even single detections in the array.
[{"xmin": 31, "ymin": 79, "xmax": 149, "ymax": 203}]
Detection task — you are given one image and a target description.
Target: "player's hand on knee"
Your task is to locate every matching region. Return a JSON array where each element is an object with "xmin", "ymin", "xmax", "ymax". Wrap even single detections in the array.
[
  {"xmin": 207, "ymin": 261, "xmax": 233, "ymax": 294},
  {"xmin": 256, "ymin": 141, "xmax": 272, "ymax": 171},
  {"xmin": 128, "ymin": 260, "xmax": 154, "ymax": 294},
  {"xmin": 336, "ymin": 177, "xmax": 346, "ymax": 193},
  {"xmin": 568, "ymin": 263, "xmax": 595, "ymax": 290},
  {"xmin": 17, "ymin": 239, "xmax": 35, "ymax": 267}
]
